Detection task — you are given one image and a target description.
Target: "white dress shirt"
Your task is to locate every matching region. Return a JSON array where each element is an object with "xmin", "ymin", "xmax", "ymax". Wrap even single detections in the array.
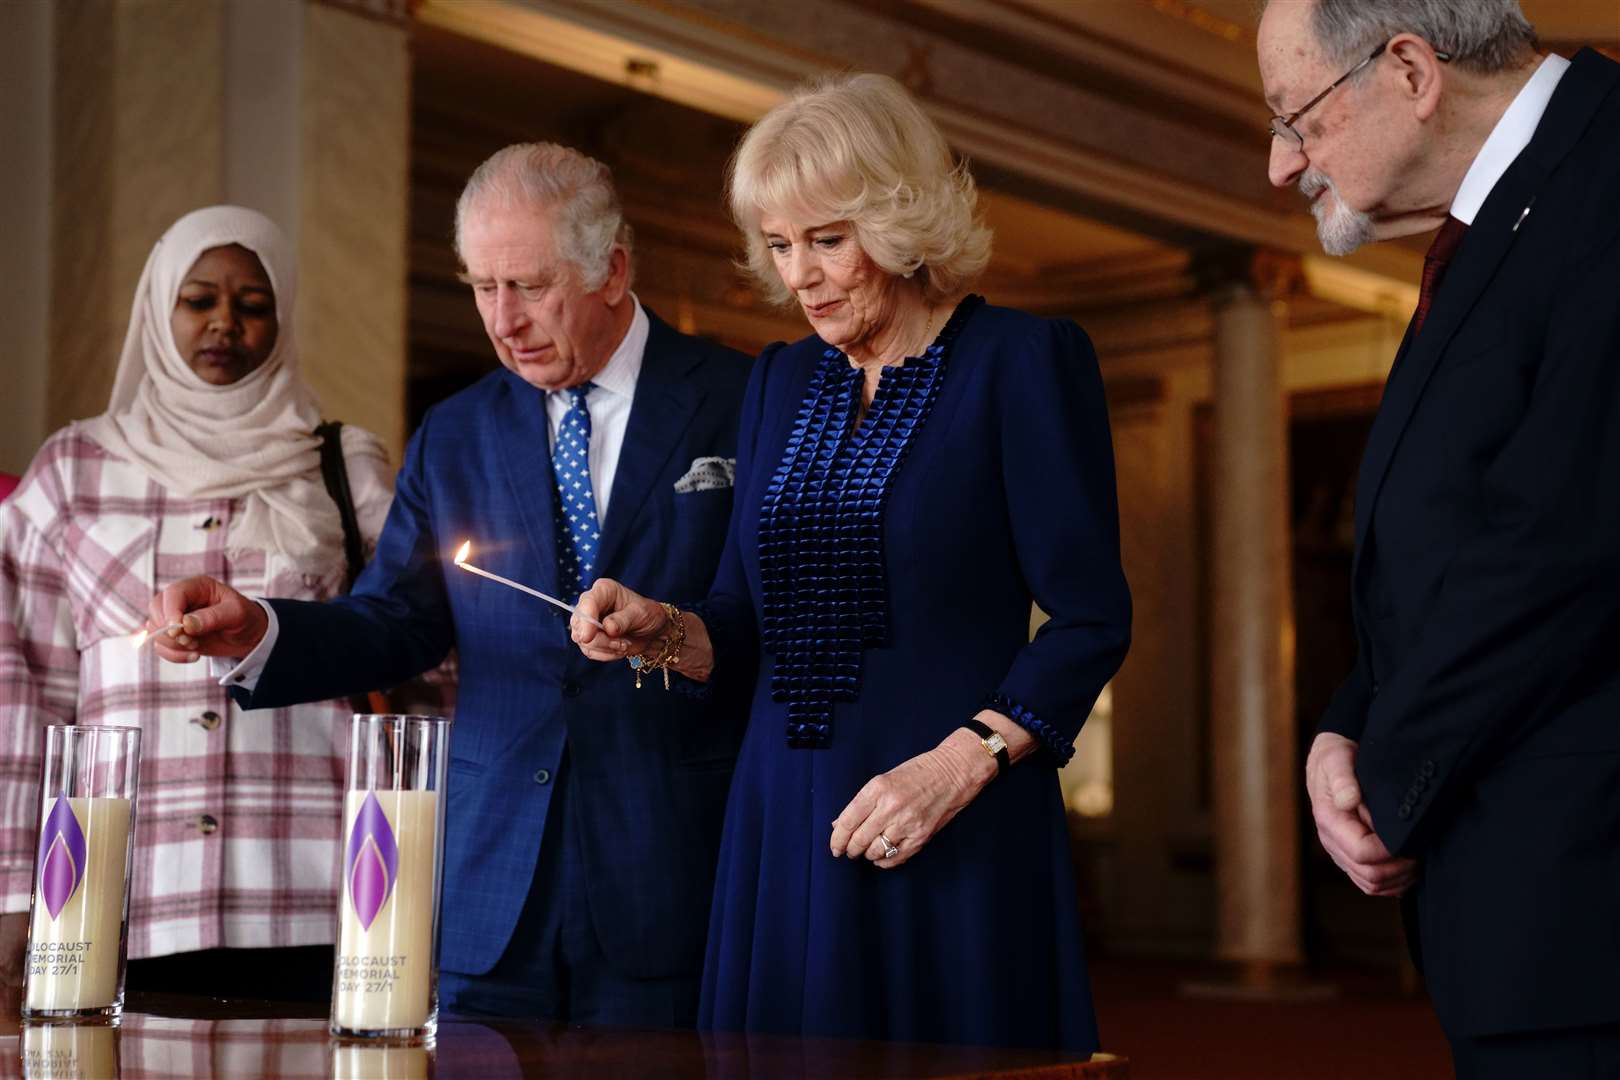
[
  {"xmin": 217, "ymin": 297, "xmax": 651, "ymax": 692},
  {"xmin": 1450, "ymin": 53, "xmax": 1570, "ymax": 225},
  {"xmin": 546, "ymin": 297, "xmax": 646, "ymax": 527}
]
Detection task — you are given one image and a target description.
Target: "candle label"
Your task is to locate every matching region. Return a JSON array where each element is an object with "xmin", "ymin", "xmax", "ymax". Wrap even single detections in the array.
[
  {"xmin": 333, "ymin": 790, "xmax": 438, "ymax": 1033},
  {"xmin": 345, "ymin": 791, "xmax": 399, "ymax": 930},
  {"xmin": 25, "ymin": 797, "xmax": 132, "ymax": 1012},
  {"xmin": 37, "ymin": 798, "xmax": 88, "ymax": 918}
]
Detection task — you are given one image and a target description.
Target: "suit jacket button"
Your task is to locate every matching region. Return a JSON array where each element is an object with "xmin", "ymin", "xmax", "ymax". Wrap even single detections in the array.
[
  {"xmin": 562, "ymin": 681, "xmax": 581, "ymax": 698},
  {"xmin": 533, "ymin": 769, "xmax": 552, "ymax": 785},
  {"xmin": 1421, "ymin": 760, "xmax": 1437, "ymax": 778},
  {"xmin": 1398, "ymin": 804, "xmax": 1412, "ymax": 820}
]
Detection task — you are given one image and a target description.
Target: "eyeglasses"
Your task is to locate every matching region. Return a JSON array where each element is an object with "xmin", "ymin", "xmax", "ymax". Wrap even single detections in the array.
[{"xmin": 1268, "ymin": 40, "xmax": 1451, "ymax": 150}]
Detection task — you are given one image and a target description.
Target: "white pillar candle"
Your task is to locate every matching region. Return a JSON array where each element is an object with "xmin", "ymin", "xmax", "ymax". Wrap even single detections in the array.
[
  {"xmin": 25, "ymin": 796, "xmax": 132, "ymax": 1012},
  {"xmin": 331, "ymin": 789, "xmax": 439, "ymax": 1034}
]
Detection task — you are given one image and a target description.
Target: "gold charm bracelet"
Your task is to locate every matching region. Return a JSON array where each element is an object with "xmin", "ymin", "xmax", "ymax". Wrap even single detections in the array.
[{"xmin": 628, "ymin": 602, "xmax": 686, "ymax": 690}]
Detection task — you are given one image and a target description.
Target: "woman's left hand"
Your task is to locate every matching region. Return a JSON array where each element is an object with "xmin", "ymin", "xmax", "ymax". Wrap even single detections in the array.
[{"xmin": 829, "ymin": 731, "xmax": 998, "ymax": 869}]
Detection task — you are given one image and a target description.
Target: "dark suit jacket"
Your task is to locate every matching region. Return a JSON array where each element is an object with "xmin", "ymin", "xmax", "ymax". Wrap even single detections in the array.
[
  {"xmin": 1320, "ymin": 49, "xmax": 1620, "ymax": 1037},
  {"xmin": 232, "ymin": 309, "xmax": 752, "ymax": 979}
]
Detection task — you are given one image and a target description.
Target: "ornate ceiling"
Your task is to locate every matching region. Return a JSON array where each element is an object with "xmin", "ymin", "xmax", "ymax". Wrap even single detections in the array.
[{"xmin": 407, "ymin": 0, "xmax": 1619, "ymax": 379}]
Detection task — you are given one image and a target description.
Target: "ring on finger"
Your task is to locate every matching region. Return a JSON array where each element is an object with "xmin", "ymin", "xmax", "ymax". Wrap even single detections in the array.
[{"xmin": 878, "ymin": 831, "xmax": 900, "ymax": 860}]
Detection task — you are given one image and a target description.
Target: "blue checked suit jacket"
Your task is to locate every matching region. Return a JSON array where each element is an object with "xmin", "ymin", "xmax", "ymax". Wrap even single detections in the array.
[{"xmin": 232, "ymin": 309, "xmax": 752, "ymax": 979}]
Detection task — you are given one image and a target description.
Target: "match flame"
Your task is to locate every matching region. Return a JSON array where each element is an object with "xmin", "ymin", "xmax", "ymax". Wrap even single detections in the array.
[
  {"xmin": 131, "ymin": 629, "xmax": 150, "ymax": 650},
  {"xmin": 454, "ymin": 541, "xmax": 471, "ymax": 566}
]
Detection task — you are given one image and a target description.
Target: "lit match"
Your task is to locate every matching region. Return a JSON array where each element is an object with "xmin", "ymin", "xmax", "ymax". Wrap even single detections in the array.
[
  {"xmin": 453, "ymin": 541, "xmax": 603, "ymax": 628},
  {"xmin": 132, "ymin": 622, "xmax": 184, "ymax": 650}
]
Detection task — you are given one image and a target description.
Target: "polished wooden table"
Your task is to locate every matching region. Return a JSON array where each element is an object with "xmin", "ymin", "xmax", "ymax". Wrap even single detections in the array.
[{"xmin": 1, "ymin": 994, "xmax": 1128, "ymax": 1078}]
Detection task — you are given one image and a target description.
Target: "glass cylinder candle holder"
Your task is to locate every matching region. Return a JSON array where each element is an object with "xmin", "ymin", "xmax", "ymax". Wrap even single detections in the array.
[
  {"xmin": 21, "ymin": 724, "xmax": 142, "ymax": 1023},
  {"xmin": 330, "ymin": 715, "xmax": 451, "ymax": 1043}
]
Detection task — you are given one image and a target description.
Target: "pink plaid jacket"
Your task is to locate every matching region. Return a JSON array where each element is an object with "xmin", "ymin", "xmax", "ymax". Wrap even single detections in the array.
[{"xmin": 0, "ymin": 424, "xmax": 396, "ymax": 958}]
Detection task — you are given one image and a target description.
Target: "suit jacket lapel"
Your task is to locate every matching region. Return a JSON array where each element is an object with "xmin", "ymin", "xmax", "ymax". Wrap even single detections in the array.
[
  {"xmin": 1352, "ymin": 201, "xmax": 1519, "ymax": 551},
  {"xmin": 596, "ymin": 309, "xmax": 703, "ymax": 577},
  {"xmin": 492, "ymin": 370, "xmax": 562, "ymax": 595},
  {"xmin": 1353, "ymin": 50, "xmax": 1619, "ymax": 575}
]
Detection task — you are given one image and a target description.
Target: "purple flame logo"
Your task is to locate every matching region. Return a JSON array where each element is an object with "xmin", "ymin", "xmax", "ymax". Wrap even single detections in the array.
[
  {"xmin": 37, "ymin": 798, "xmax": 87, "ymax": 920},
  {"xmin": 345, "ymin": 791, "xmax": 399, "ymax": 931}
]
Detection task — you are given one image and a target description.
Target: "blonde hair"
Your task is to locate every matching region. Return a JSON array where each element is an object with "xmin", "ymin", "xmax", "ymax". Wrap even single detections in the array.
[
  {"xmin": 728, "ymin": 73, "xmax": 991, "ymax": 306},
  {"xmin": 455, "ymin": 142, "xmax": 633, "ymax": 291}
]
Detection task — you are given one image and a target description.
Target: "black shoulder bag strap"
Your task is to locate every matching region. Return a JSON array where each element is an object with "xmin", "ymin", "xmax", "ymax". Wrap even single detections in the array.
[
  {"xmin": 315, "ymin": 420, "xmax": 391, "ymax": 715},
  {"xmin": 315, "ymin": 420, "xmax": 366, "ymax": 590}
]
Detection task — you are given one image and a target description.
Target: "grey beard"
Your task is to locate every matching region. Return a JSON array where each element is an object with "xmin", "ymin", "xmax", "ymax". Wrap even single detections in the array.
[{"xmin": 1304, "ymin": 173, "xmax": 1377, "ymax": 256}]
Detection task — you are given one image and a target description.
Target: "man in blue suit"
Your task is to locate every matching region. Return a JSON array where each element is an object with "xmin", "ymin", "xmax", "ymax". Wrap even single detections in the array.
[{"xmin": 149, "ymin": 143, "xmax": 752, "ymax": 1026}]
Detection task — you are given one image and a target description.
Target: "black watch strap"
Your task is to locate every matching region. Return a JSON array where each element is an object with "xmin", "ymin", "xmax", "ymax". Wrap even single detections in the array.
[{"xmin": 962, "ymin": 718, "xmax": 1010, "ymax": 774}]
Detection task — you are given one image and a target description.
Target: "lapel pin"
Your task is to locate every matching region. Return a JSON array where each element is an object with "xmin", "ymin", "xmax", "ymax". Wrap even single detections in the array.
[{"xmin": 1512, "ymin": 198, "xmax": 1536, "ymax": 232}]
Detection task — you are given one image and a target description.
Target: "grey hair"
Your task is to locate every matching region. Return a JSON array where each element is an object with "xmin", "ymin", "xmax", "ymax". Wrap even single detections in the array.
[
  {"xmin": 1308, "ymin": 0, "xmax": 1538, "ymax": 74},
  {"xmin": 454, "ymin": 142, "xmax": 633, "ymax": 291}
]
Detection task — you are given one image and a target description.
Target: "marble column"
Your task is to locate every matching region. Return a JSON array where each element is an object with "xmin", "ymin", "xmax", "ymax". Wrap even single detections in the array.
[
  {"xmin": 1205, "ymin": 249, "xmax": 1303, "ymax": 973},
  {"xmin": 31, "ymin": 0, "xmax": 410, "ymax": 460}
]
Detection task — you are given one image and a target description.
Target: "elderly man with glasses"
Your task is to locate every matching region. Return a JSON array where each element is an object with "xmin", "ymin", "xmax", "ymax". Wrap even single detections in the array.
[{"xmin": 1259, "ymin": 0, "xmax": 1620, "ymax": 1076}]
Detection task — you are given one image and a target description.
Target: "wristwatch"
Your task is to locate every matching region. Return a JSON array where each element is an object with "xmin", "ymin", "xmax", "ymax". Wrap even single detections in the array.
[{"xmin": 962, "ymin": 718, "xmax": 1009, "ymax": 775}]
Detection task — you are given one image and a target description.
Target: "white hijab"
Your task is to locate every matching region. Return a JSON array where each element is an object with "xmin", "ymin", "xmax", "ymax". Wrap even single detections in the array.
[{"xmin": 84, "ymin": 206, "xmax": 348, "ymax": 562}]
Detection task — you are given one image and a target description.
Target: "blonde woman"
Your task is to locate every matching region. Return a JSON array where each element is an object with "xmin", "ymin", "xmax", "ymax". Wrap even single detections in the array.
[{"xmin": 575, "ymin": 74, "xmax": 1130, "ymax": 1051}]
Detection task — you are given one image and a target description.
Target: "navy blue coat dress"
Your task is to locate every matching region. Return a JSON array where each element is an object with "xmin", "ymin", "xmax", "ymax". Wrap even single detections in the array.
[{"xmin": 696, "ymin": 296, "xmax": 1130, "ymax": 1051}]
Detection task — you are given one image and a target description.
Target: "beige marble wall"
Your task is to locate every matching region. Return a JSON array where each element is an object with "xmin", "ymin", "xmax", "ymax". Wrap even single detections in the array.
[
  {"xmin": 0, "ymin": 0, "xmax": 54, "ymax": 475},
  {"xmin": 32, "ymin": 0, "xmax": 410, "ymax": 465},
  {"xmin": 48, "ymin": 0, "xmax": 225, "ymax": 431},
  {"xmin": 297, "ymin": 3, "xmax": 411, "ymax": 460}
]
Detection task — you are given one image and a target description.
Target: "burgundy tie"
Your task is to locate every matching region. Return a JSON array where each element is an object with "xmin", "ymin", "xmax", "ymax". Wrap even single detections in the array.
[{"xmin": 1413, "ymin": 215, "xmax": 1469, "ymax": 334}]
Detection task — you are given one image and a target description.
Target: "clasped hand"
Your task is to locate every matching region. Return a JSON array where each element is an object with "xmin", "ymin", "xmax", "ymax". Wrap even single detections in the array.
[{"xmin": 1307, "ymin": 732, "xmax": 1419, "ymax": 897}]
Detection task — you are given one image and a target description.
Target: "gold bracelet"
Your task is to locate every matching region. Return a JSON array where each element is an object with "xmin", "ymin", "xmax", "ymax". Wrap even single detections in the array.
[{"xmin": 628, "ymin": 603, "xmax": 686, "ymax": 690}]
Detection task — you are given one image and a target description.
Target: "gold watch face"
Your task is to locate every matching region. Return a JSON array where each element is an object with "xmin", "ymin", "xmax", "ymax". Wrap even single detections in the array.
[{"xmin": 984, "ymin": 733, "xmax": 1008, "ymax": 756}]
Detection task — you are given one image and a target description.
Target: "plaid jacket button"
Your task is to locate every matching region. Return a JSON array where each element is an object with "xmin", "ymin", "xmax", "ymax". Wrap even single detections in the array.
[
  {"xmin": 191, "ymin": 711, "xmax": 222, "ymax": 731},
  {"xmin": 195, "ymin": 814, "xmax": 219, "ymax": 834},
  {"xmin": 533, "ymin": 769, "xmax": 552, "ymax": 785}
]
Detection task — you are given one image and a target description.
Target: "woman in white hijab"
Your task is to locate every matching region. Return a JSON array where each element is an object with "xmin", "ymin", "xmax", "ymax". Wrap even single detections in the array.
[{"xmin": 0, "ymin": 206, "xmax": 397, "ymax": 1004}]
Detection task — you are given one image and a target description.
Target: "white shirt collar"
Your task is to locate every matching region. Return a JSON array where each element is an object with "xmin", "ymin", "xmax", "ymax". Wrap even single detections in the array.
[
  {"xmin": 561, "ymin": 296, "xmax": 647, "ymax": 401},
  {"xmin": 1450, "ymin": 53, "xmax": 1570, "ymax": 225}
]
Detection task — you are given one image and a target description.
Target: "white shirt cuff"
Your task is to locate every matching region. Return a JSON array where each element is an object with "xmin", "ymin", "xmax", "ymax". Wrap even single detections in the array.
[{"xmin": 211, "ymin": 599, "xmax": 280, "ymax": 693}]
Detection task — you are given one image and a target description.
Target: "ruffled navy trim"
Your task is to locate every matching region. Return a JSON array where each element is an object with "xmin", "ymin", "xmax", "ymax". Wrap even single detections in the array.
[
  {"xmin": 758, "ymin": 295, "xmax": 983, "ymax": 748},
  {"xmin": 984, "ymin": 691, "xmax": 1074, "ymax": 766}
]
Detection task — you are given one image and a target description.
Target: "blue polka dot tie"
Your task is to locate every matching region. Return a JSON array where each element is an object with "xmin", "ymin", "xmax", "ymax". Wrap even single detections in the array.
[{"xmin": 551, "ymin": 383, "xmax": 601, "ymax": 599}]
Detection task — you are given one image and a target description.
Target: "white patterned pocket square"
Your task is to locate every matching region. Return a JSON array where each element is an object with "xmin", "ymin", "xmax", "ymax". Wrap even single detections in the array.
[{"xmin": 674, "ymin": 456, "xmax": 736, "ymax": 493}]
